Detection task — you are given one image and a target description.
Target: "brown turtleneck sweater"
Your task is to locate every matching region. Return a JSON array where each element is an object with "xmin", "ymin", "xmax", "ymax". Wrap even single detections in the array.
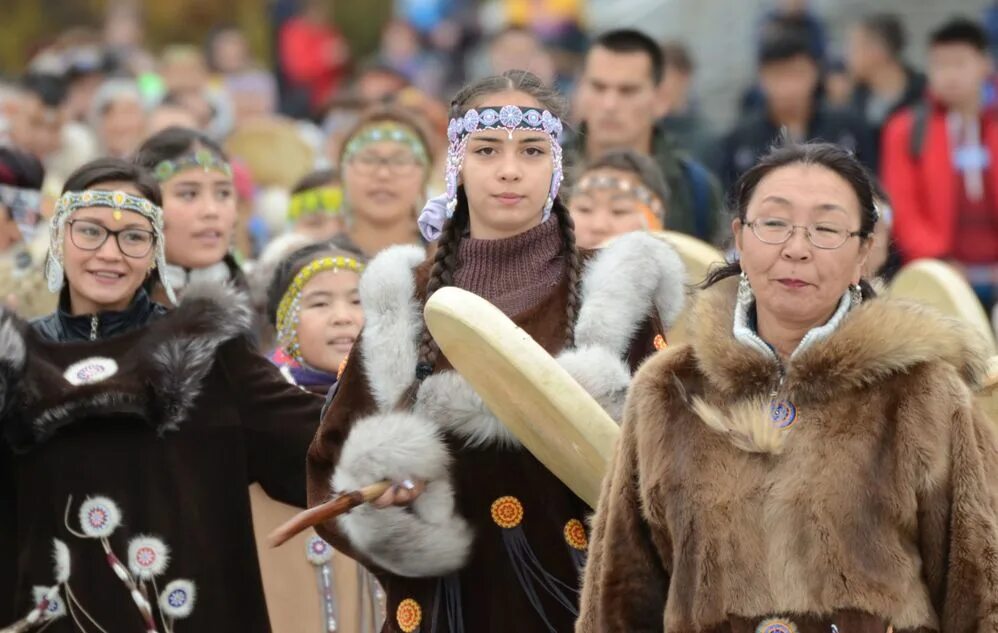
[{"xmin": 452, "ymin": 218, "xmax": 566, "ymax": 317}]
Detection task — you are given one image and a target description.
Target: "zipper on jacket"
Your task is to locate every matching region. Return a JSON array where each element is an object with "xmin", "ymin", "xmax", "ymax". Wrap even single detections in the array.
[{"xmin": 89, "ymin": 314, "xmax": 99, "ymax": 341}]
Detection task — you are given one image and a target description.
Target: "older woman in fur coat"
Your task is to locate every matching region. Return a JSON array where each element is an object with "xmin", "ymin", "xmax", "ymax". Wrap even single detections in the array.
[{"xmin": 578, "ymin": 143, "xmax": 998, "ymax": 633}]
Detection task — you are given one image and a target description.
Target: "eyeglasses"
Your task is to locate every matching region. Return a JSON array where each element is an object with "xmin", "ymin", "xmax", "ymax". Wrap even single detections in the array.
[
  {"xmin": 347, "ymin": 152, "xmax": 423, "ymax": 176},
  {"xmin": 68, "ymin": 219, "xmax": 156, "ymax": 258},
  {"xmin": 743, "ymin": 217, "xmax": 864, "ymax": 250}
]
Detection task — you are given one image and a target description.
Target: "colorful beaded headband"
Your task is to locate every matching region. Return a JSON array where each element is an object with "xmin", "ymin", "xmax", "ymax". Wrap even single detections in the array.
[
  {"xmin": 288, "ymin": 186, "xmax": 345, "ymax": 222},
  {"xmin": 153, "ymin": 148, "xmax": 233, "ymax": 182},
  {"xmin": 444, "ymin": 105, "xmax": 564, "ymax": 217},
  {"xmin": 45, "ymin": 189, "xmax": 176, "ymax": 304},
  {"xmin": 574, "ymin": 174, "xmax": 660, "ymax": 208},
  {"xmin": 276, "ymin": 255, "xmax": 365, "ymax": 363},
  {"xmin": 342, "ymin": 122, "xmax": 430, "ymax": 166},
  {"xmin": 0, "ymin": 184, "xmax": 43, "ymax": 241}
]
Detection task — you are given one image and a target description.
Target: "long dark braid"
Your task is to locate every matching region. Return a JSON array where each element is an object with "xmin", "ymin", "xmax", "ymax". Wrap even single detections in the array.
[
  {"xmin": 415, "ymin": 205, "xmax": 467, "ymax": 378},
  {"xmin": 552, "ymin": 202, "xmax": 581, "ymax": 347},
  {"xmin": 393, "ymin": 203, "xmax": 468, "ymax": 409}
]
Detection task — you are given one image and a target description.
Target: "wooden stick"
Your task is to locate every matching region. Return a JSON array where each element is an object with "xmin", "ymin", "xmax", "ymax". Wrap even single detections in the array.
[{"xmin": 267, "ymin": 481, "xmax": 392, "ymax": 549}]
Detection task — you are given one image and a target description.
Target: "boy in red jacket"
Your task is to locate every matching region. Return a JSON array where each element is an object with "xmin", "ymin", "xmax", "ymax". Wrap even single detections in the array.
[{"xmin": 882, "ymin": 17, "xmax": 997, "ymax": 309}]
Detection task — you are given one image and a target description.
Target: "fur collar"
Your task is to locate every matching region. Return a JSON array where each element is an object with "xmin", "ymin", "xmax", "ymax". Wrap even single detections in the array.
[
  {"xmin": 689, "ymin": 277, "xmax": 990, "ymax": 403},
  {"xmin": 1, "ymin": 281, "xmax": 254, "ymax": 451},
  {"xmin": 357, "ymin": 233, "xmax": 686, "ymax": 446}
]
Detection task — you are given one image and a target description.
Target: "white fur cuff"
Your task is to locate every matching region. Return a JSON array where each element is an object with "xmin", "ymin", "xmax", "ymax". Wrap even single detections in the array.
[
  {"xmin": 556, "ymin": 346, "xmax": 632, "ymax": 423},
  {"xmin": 332, "ymin": 411, "xmax": 474, "ymax": 577}
]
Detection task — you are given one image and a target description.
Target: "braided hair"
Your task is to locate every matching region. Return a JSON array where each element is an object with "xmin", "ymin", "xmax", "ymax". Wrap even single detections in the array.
[{"xmin": 400, "ymin": 70, "xmax": 581, "ymax": 406}]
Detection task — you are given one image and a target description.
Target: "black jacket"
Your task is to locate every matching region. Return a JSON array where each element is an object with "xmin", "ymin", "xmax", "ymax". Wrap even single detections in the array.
[
  {"xmin": 31, "ymin": 288, "xmax": 167, "ymax": 342},
  {"xmin": 719, "ymin": 103, "xmax": 875, "ymax": 190},
  {"xmin": 850, "ymin": 66, "xmax": 926, "ymax": 159}
]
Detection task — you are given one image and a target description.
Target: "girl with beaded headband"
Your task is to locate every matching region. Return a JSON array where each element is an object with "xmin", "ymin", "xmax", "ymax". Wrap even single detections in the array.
[
  {"xmin": 305, "ymin": 70, "xmax": 687, "ymax": 633},
  {"xmin": 568, "ymin": 149, "xmax": 670, "ymax": 249},
  {"xmin": 0, "ymin": 159, "xmax": 325, "ymax": 631},
  {"xmin": 266, "ymin": 245, "xmax": 387, "ymax": 633},
  {"xmin": 133, "ymin": 126, "xmax": 243, "ymax": 307},
  {"xmin": 267, "ymin": 239, "xmax": 367, "ymax": 393},
  {"xmin": 337, "ymin": 107, "xmax": 434, "ymax": 256},
  {"xmin": 289, "ymin": 168, "xmax": 347, "ymax": 241}
]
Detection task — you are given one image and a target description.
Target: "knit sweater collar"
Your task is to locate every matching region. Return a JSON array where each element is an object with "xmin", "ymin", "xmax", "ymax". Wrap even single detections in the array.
[{"xmin": 453, "ymin": 214, "xmax": 565, "ymax": 317}]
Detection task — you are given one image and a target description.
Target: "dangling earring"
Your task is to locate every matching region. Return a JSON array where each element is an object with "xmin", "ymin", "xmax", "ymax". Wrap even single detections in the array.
[
  {"xmin": 737, "ymin": 271, "xmax": 754, "ymax": 304},
  {"xmin": 850, "ymin": 283, "xmax": 863, "ymax": 307},
  {"xmin": 542, "ymin": 195, "xmax": 554, "ymax": 221}
]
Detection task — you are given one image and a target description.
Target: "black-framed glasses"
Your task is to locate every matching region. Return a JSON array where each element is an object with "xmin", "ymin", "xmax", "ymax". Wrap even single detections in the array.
[
  {"xmin": 68, "ymin": 219, "xmax": 156, "ymax": 258},
  {"xmin": 347, "ymin": 152, "xmax": 423, "ymax": 176},
  {"xmin": 744, "ymin": 217, "xmax": 864, "ymax": 250}
]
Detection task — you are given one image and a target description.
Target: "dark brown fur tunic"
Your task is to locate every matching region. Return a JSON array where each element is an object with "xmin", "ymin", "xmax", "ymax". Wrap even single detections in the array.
[
  {"xmin": 307, "ymin": 231, "xmax": 687, "ymax": 633},
  {"xmin": 0, "ymin": 283, "xmax": 323, "ymax": 632},
  {"xmin": 578, "ymin": 278, "xmax": 998, "ymax": 633}
]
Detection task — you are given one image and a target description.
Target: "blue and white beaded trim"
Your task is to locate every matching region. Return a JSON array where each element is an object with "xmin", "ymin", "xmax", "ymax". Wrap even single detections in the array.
[{"xmin": 445, "ymin": 104, "xmax": 564, "ymax": 218}]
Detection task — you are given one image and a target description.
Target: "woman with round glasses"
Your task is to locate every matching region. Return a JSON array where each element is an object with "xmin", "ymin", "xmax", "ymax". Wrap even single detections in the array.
[
  {"xmin": 338, "ymin": 107, "xmax": 433, "ymax": 256},
  {"xmin": 578, "ymin": 143, "xmax": 998, "ymax": 632},
  {"xmin": 0, "ymin": 157, "xmax": 323, "ymax": 630}
]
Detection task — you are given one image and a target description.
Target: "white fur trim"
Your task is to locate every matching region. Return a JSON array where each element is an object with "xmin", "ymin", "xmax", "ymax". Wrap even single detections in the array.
[
  {"xmin": 574, "ymin": 232, "xmax": 686, "ymax": 356},
  {"xmin": 415, "ymin": 371, "xmax": 519, "ymax": 448},
  {"xmin": 52, "ymin": 539, "xmax": 70, "ymax": 584},
  {"xmin": 332, "ymin": 411, "xmax": 473, "ymax": 577},
  {"xmin": 555, "ymin": 346, "xmax": 632, "ymax": 423},
  {"xmin": 0, "ymin": 314, "xmax": 25, "ymax": 369},
  {"xmin": 358, "ymin": 245, "xmax": 426, "ymax": 410}
]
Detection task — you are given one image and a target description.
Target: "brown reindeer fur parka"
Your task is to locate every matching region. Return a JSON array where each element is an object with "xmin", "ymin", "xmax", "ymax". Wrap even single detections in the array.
[{"xmin": 578, "ymin": 278, "xmax": 998, "ymax": 633}]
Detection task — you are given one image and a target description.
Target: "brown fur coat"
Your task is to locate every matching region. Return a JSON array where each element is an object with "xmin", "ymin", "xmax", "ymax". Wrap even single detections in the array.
[{"xmin": 578, "ymin": 278, "xmax": 998, "ymax": 633}]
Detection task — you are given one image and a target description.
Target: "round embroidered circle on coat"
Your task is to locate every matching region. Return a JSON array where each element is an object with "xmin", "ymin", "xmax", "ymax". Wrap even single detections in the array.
[
  {"xmin": 491, "ymin": 496, "xmax": 525, "ymax": 529},
  {"xmin": 769, "ymin": 400, "xmax": 797, "ymax": 428},
  {"xmin": 756, "ymin": 618, "xmax": 800, "ymax": 633},
  {"xmin": 564, "ymin": 519, "xmax": 588, "ymax": 550},
  {"xmin": 63, "ymin": 357, "xmax": 118, "ymax": 386},
  {"xmin": 396, "ymin": 598, "xmax": 422, "ymax": 632},
  {"xmin": 136, "ymin": 547, "xmax": 156, "ymax": 567},
  {"xmin": 305, "ymin": 535, "xmax": 333, "ymax": 565}
]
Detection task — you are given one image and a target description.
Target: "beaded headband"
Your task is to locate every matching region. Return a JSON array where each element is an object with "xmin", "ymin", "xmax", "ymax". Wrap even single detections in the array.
[
  {"xmin": 0, "ymin": 184, "xmax": 43, "ymax": 241},
  {"xmin": 153, "ymin": 148, "xmax": 233, "ymax": 182},
  {"xmin": 445, "ymin": 105, "xmax": 564, "ymax": 218},
  {"xmin": 288, "ymin": 186, "xmax": 344, "ymax": 222},
  {"xmin": 574, "ymin": 174, "xmax": 664, "ymax": 230},
  {"xmin": 574, "ymin": 174, "xmax": 660, "ymax": 208},
  {"xmin": 276, "ymin": 255, "xmax": 365, "ymax": 363},
  {"xmin": 45, "ymin": 189, "xmax": 176, "ymax": 304},
  {"xmin": 342, "ymin": 122, "xmax": 430, "ymax": 166}
]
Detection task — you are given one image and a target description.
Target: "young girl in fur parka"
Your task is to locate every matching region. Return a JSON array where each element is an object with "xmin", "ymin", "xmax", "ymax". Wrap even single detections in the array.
[
  {"xmin": 577, "ymin": 143, "xmax": 998, "ymax": 633},
  {"xmin": 306, "ymin": 70, "xmax": 687, "ymax": 633},
  {"xmin": 0, "ymin": 158, "xmax": 323, "ymax": 632}
]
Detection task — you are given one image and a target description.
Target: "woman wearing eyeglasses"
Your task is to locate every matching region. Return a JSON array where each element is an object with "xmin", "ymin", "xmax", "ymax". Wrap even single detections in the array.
[
  {"xmin": 578, "ymin": 143, "xmax": 998, "ymax": 632},
  {"xmin": 338, "ymin": 107, "xmax": 434, "ymax": 256},
  {"xmin": 0, "ymin": 158, "xmax": 323, "ymax": 630}
]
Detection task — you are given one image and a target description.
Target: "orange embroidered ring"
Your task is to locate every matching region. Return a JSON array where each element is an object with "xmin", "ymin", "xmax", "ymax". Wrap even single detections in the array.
[
  {"xmin": 564, "ymin": 519, "xmax": 588, "ymax": 551},
  {"xmin": 397, "ymin": 598, "xmax": 422, "ymax": 632},
  {"xmin": 491, "ymin": 496, "xmax": 524, "ymax": 529}
]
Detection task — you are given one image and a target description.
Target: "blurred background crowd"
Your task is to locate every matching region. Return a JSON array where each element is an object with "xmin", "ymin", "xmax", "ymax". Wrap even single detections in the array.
[{"xmin": 0, "ymin": 0, "xmax": 996, "ymax": 330}]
